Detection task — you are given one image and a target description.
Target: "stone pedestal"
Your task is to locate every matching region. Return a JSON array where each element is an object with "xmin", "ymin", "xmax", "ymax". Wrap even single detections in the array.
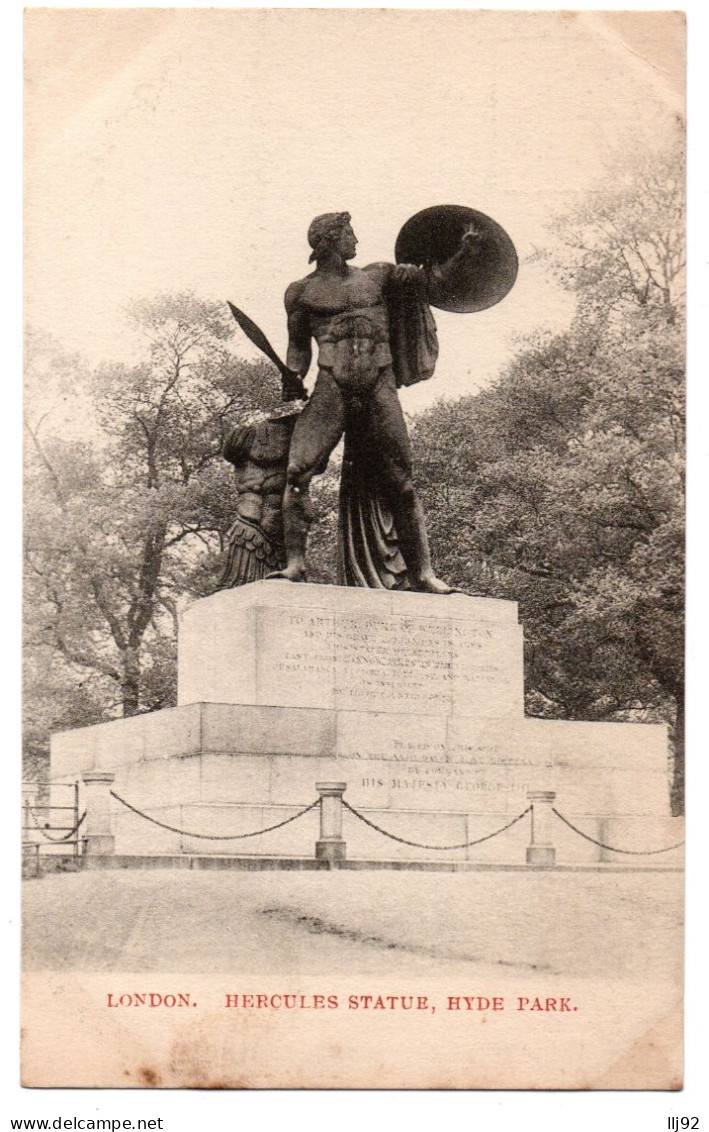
[
  {"xmin": 50, "ymin": 582, "xmax": 673, "ymax": 864},
  {"xmin": 177, "ymin": 581, "xmax": 525, "ymax": 719}
]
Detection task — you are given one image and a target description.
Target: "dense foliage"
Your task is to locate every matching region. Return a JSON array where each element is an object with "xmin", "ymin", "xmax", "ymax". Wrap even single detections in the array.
[
  {"xmin": 24, "ymin": 298, "xmax": 282, "ymax": 769},
  {"xmin": 413, "ymin": 137, "xmax": 685, "ymax": 811}
]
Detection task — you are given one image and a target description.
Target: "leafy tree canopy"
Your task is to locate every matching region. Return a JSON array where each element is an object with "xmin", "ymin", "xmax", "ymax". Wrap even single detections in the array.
[
  {"xmin": 413, "ymin": 134, "xmax": 685, "ymax": 810},
  {"xmin": 24, "ymin": 294, "xmax": 283, "ymax": 740}
]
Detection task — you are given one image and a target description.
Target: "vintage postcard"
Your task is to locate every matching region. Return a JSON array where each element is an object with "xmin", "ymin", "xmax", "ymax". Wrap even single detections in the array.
[{"xmin": 22, "ymin": 9, "xmax": 685, "ymax": 1089}]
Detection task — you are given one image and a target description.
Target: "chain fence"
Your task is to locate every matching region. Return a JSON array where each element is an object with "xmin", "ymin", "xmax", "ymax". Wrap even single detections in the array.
[
  {"xmin": 28, "ymin": 807, "xmax": 87, "ymax": 844},
  {"xmin": 552, "ymin": 807, "xmax": 684, "ymax": 856},
  {"xmin": 110, "ymin": 790, "xmax": 319, "ymax": 840},
  {"xmin": 24, "ymin": 779, "xmax": 684, "ymax": 865},
  {"xmin": 342, "ymin": 799, "xmax": 532, "ymax": 850}
]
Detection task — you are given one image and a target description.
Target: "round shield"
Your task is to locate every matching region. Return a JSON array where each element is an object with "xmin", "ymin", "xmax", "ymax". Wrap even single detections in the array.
[{"xmin": 395, "ymin": 204, "xmax": 518, "ymax": 313}]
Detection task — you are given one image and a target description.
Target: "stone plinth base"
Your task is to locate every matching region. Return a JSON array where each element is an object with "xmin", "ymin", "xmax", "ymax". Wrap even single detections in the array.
[
  {"xmin": 177, "ymin": 581, "xmax": 525, "ymax": 721},
  {"xmin": 50, "ymin": 584, "xmax": 673, "ymax": 865},
  {"xmin": 51, "ymin": 702, "xmax": 671, "ymax": 819}
]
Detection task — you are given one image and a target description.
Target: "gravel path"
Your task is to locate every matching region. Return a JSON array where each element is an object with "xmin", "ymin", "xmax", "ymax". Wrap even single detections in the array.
[{"xmin": 22, "ymin": 868, "xmax": 683, "ymax": 978}]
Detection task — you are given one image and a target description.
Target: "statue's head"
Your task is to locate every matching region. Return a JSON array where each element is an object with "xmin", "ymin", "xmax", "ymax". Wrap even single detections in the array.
[{"xmin": 307, "ymin": 212, "xmax": 356, "ymax": 263}]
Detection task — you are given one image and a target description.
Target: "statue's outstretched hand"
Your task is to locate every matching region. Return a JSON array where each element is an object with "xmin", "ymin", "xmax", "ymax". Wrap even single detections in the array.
[
  {"xmin": 460, "ymin": 222, "xmax": 483, "ymax": 252},
  {"xmin": 392, "ymin": 263, "xmax": 421, "ymax": 285}
]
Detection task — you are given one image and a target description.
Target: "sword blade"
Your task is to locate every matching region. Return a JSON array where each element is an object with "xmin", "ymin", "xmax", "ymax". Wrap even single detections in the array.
[{"xmin": 227, "ymin": 301, "xmax": 297, "ymax": 381}]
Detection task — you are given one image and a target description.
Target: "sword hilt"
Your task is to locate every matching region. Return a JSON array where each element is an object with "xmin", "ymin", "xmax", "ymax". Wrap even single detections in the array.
[{"xmin": 282, "ymin": 373, "xmax": 308, "ymax": 403}]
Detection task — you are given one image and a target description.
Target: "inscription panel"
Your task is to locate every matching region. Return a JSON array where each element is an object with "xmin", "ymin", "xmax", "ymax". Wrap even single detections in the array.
[
  {"xmin": 257, "ymin": 604, "xmax": 523, "ymax": 718},
  {"xmin": 257, "ymin": 608, "xmax": 336, "ymax": 709},
  {"xmin": 334, "ymin": 614, "xmax": 454, "ymax": 714}
]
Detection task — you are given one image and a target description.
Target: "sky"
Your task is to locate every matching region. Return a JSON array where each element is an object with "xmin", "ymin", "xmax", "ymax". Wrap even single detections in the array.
[{"xmin": 25, "ymin": 9, "xmax": 684, "ymax": 412}]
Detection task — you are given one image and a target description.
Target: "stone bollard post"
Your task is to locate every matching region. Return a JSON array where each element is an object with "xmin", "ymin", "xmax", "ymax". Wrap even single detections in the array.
[
  {"xmin": 526, "ymin": 790, "xmax": 556, "ymax": 867},
  {"xmin": 82, "ymin": 772, "xmax": 116, "ymax": 856},
  {"xmin": 315, "ymin": 782, "xmax": 347, "ymax": 864}
]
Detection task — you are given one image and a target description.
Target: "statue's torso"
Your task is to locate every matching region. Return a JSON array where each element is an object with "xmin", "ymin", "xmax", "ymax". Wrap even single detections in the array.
[
  {"xmin": 297, "ymin": 264, "xmax": 387, "ymax": 316},
  {"xmin": 294, "ymin": 265, "xmax": 393, "ymax": 387},
  {"xmin": 225, "ymin": 417, "xmax": 296, "ymax": 541}
]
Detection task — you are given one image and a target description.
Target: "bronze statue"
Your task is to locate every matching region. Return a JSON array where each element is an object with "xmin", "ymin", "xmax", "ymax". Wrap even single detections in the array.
[
  {"xmin": 224, "ymin": 206, "xmax": 517, "ymax": 591},
  {"xmin": 221, "ymin": 407, "xmax": 299, "ymax": 585}
]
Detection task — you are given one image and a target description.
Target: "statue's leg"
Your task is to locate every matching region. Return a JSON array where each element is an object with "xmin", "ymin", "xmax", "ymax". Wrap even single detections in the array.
[
  {"xmin": 269, "ymin": 372, "xmax": 345, "ymax": 582},
  {"xmin": 370, "ymin": 372, "xmax": 457, "ymax": 594}
]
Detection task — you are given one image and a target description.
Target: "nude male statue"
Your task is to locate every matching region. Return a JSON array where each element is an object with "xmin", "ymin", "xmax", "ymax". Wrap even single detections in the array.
[{"xmin": 273, "ymin": 211, "xmax": 479, "ymax": 592}]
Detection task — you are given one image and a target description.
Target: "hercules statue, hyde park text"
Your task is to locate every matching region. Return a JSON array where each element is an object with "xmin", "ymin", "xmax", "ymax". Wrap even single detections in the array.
[{"xmin": 224, "ymin": 206, "xmax": 518, "ymax": 591}]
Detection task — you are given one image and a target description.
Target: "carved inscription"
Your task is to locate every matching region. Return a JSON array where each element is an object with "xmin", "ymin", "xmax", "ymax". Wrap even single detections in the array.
[
  {"xmin": 334, "ymin": 615, "xmax": 453, "ymax": 711},
  {"xmin": 360, "ymin": 761, "xmax": 509, "ymax": 795},
  {"xmin": 266, "ymin": 612, "xmax": 334, "ymax": 701},
  {"xmin": 355, "ymin": 759, "xmax": 555, "ymax": 811},
  {"xmin": 264, "ymin": 608, "xmax": 520, "ymax": 715}
]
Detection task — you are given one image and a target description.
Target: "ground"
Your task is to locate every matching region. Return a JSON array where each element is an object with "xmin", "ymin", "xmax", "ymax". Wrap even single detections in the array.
[{"xmin": 22, "ymin": 868, "xmax": 683, "ymax": 979}]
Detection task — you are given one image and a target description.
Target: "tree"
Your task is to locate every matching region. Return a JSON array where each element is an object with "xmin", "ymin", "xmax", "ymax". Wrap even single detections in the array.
[
  {"xmin": 412, "ymin": 135, "xmax": 685, "ymax": 811},
  {"xmin": 24, "ymin": 295, "xmax": 282, "ymax": 747},
  {"xmin": 538, "ymin": 127, "xmax": 685, "ymax": 322}
]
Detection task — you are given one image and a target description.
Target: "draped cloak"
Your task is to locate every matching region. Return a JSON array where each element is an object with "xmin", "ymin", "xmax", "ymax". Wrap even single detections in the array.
[{"xmin": 336, "ymin": 272, "xmax": 439, "ymax": 589}]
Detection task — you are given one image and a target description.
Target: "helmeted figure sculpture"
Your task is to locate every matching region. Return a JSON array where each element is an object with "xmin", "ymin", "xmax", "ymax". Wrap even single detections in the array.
[
  {"xmin": 221, "ymin": 408, "xmax": 297, "ymax": 585},
  {"xmin": 223, "ymin": 206, "xmax": 517, "ymax": 590}
]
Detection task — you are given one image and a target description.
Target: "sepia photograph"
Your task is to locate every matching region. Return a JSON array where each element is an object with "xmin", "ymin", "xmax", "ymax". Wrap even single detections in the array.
[{"xmin": 21, "ymin": 7, "xmax": 686, "ymax": 1091}]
